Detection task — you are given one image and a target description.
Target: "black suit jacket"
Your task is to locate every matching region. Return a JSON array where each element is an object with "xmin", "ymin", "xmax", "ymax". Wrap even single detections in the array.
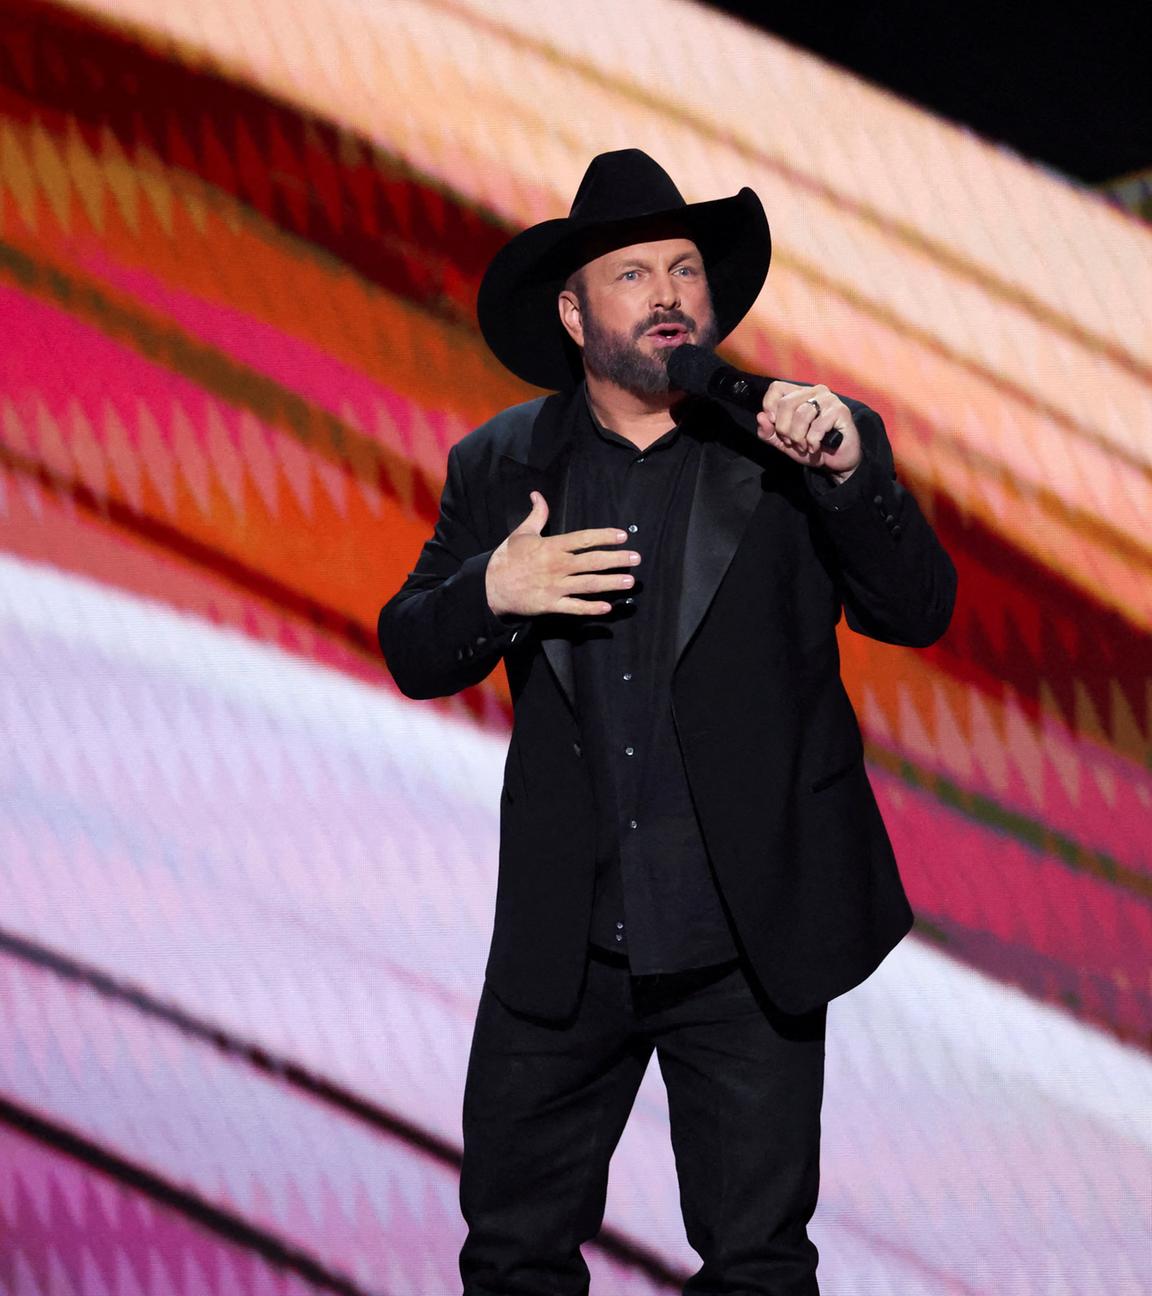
[{"xmin": 379, "ymin": 387, "xmax": 956, "ymax": 1018}]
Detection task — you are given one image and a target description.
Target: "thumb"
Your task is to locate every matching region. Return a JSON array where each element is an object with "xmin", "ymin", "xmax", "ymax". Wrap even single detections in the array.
[{"xmin": 515, "ymin": 490, "xmax": 549, "ymax": 536}]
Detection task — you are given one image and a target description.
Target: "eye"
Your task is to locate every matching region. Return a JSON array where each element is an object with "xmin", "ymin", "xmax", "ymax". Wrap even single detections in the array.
[
  {"xmin": 620, "ymin": 269, "xmax": 640, "ymax": 281},
  {"xmin": 673, "ymin": 264, "xmax": 699, "ymax": 277}
]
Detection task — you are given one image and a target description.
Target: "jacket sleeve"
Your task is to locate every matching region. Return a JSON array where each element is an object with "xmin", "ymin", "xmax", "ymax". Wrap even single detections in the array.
[
  {"xmin": 378, "ymin": 441, "xmax": 524, "ymax": 699},
  {"xmin": 804, "ymin": 401, "xmax": 957, "ymax": 647}
]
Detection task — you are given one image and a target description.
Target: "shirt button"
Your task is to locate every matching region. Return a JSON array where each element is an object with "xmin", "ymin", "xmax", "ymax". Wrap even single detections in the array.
[
  {"xmin": 623, "ymin": 596, "xmax": 635, "ymax": 606},
  {"xmin": 627, "ymin": 523, "xmax": 638, "ymax": 533},
  {"xmin": 624, "ymin": 746, "xmax": 634, "ymax": 756},
  {"xmin": 635, "ymin": 456, "xmax": 646, "ymax": 464},
  {"xmin": 616, "ymin": 921, "xmax": 624, "ymax": 930},
  {"xmin": 629, "ymin": 819, "xmax": 638, "ymax": 830},
  {"xmin": 615, "ymin": 933, "xmax": 624, "ymax": 942},
  {"xmin": 622, "ymin": 672, "xmax": 632, "ymax": 681}
]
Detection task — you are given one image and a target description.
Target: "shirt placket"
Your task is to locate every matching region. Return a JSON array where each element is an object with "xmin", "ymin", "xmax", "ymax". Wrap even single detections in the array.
[{"xmin": 609, "ymin": 451, "xmax": 648, "ymax": 947}]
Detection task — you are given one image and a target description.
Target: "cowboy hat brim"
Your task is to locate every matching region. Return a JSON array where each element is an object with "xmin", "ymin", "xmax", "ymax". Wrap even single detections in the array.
[{"xmin": 477, "ymin": 186, "xmax": 770, "ymax": 391}]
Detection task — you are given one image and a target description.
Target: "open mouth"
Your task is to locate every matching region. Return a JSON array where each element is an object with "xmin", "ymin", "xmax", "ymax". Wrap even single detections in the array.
[{"xmin": 646, "ymin": 324, "xmax": 689, "ymax": 346}]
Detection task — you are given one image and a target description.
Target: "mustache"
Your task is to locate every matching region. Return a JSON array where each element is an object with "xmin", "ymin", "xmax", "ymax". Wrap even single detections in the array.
[{"xmin": 632, "ymin": 310, "xmax": 696, "ymax": 340}]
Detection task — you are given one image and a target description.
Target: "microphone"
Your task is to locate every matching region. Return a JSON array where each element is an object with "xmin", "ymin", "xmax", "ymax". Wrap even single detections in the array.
[{"xmin": 667, "ymin": 344, "xmax": 843, "ymax": 453}]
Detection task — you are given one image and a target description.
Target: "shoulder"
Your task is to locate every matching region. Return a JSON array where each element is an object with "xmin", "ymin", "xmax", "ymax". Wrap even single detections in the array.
[{"xmin": 452, "ymin": 392, "xmax": 569, "ymax": 466}]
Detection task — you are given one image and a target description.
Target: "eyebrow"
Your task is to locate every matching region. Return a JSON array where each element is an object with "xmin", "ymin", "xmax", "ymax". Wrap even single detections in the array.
[{"xmin": 611, "ymin": 250, "xmax": 703, "ymax": 272}]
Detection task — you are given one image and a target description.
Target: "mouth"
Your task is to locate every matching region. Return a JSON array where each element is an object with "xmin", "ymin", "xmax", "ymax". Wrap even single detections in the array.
[{"xmin": 645, "ymin": 324, "xmax": 690, "ymax": 347}]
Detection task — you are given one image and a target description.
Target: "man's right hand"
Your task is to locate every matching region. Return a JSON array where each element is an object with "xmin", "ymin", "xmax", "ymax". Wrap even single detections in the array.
[{"xmin": 485, "ymin": 491, "xmax": 640, "ymax": 618}]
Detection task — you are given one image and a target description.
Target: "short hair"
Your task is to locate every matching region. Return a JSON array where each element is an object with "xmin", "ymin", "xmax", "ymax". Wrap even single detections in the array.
[{"xmin": 562, "ymin": 265, "xmax": 586, "ymax": 301}]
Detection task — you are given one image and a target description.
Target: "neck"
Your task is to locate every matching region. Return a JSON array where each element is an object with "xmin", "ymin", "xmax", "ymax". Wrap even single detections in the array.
[{"xmin": 584, "ymin": 373, "xmax": 683, "ymax": 450}]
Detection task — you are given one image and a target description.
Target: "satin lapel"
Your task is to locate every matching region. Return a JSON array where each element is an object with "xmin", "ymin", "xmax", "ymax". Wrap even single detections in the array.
[
  {"xmin": 675, "ymin": 438, "xmax": 764, "ymax": 662},
  {"xmin": 499, "ymin": 393, "xmax": 579, "ymax": 709}
]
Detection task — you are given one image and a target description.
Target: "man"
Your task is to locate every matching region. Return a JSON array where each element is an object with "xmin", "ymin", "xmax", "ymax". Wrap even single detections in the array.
[{"xmin": 379, "ymin": 149, "xmax": 956, "ymax": 1295}]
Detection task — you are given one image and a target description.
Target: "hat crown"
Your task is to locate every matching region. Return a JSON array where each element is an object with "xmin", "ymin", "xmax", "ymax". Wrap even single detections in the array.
[{"xmin": 568, "ymin": 149, "xmax": 686, "ymax": 224}]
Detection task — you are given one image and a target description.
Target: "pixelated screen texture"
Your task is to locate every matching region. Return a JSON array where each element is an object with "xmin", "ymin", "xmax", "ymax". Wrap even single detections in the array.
[{"xmin": 1, "ymin": 1, "xmax": 1149, "ymax": 1293}]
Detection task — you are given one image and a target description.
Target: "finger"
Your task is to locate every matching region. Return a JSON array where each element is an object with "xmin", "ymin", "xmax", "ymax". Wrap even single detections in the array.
[
  {"xmin": 761, "ymin": 379, "xmax": 799, "ymax": 421},
  {"xmin": 563, "ymin": 572, "xmax": 636, "ymax": 595},
  {"xmin": 513, "ymin": 490, "xmax": 549, "ymax": 536},
  {"xmin": 557, "ymin": 526, "xmax": 630, "ymax": 550},
  {"xmin": 760, "ymin": 425, "xmax": 816, "ymax": 466},
  {"xmin": 775, "ymin": 386, "xmax": 829, "ymax": 446},
  {"xmin": 797, "ymin": 397, "xmax": 848, "ymax": 455},
  {"xmin": 756, "ymin": 412, "xmax": 798, "ymax": 455},
  {"xmin": 786, "ymin": 402, "xmax": 821, "ymax": 453},
  {"xmin": 776, "ymin": 398, "xmax": 807, "ymax": 444},
  {"xmin": 803, "ymin": 412, "xmax": 841, "ymax": 456},
  {"xmin": 566, "ymin": 548, "xmax": 641, "ymax": 573},
  {"xmin": 554, "ymin": 596, "xmax": 614, "ymax": 616}
]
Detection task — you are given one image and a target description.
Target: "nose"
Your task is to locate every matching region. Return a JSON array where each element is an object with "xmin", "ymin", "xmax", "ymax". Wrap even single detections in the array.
[{"xmin": 650, "ymin": 272, "xmax": 680, "ymax": 311}]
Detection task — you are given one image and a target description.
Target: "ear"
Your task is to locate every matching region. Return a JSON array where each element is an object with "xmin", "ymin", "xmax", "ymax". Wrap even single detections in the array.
[{"xmin": 557, "ymin": 289, "xmax": 584, "ymax": 349}]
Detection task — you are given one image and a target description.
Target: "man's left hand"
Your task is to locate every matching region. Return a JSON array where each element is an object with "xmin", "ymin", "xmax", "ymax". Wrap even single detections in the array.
[{"xmin": 756, "ymin": 382, "xmax": 861, "ymax": 483}]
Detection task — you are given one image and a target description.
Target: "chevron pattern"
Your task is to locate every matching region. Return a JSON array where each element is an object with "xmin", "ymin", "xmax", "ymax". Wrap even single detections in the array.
[{"xmin": 0, "ymin": 1, "xmax": 1148, "ymax": 1292}]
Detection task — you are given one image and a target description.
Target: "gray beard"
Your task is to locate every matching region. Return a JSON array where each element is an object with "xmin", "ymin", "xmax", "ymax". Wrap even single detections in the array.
[{"xmin": 581, "ymin": 306, "xmax": 720, "ymax": 396}]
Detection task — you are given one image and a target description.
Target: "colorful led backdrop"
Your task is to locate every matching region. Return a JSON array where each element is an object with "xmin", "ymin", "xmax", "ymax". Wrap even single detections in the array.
[{"xmin": 0, "ymin": 1, "xmax": 1149, "ymax": 1292}]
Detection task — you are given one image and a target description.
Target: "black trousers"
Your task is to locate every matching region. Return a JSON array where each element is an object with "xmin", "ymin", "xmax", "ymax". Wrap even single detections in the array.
[{"xmin": 459, "ymin": 949, "xmax": 827, "ymax": 1295}]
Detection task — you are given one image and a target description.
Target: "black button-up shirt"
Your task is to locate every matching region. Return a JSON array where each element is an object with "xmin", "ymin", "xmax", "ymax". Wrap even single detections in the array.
[{"xmin": 567, "ymin": 397, "xmax": 738, "ymax": 974}]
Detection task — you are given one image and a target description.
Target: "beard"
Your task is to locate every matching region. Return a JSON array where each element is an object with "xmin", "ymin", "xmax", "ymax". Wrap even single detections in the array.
[{"xmin": 580, "ymin": 301, "xmax": 720, "ymax": 396}]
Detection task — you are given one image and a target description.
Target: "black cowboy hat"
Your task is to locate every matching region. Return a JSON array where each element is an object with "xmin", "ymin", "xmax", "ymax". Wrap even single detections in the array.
[{"xmin": 477, "ymin": 149, "xmax": 771, "ymax": 390}]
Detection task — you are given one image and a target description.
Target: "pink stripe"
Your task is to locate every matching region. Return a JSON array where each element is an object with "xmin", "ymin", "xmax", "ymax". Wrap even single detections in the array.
[
  {"xmin": 879, "ymin": 771, "xmax": 1151, "ymax": 1039},
  {"xmin": 0, "ymin": 1122, "xmax": 328, "ymax": 1296},
  {"xmin": 72, "ymin": 244, "xmax": 472, "ymax": 472},
  {"xmin": 0, "ymin": 282, "xmax": 386, "ymax": 520},
  {"xmin": 875, "ymin": 714, "xmax": 1151, "ymax": 883}
]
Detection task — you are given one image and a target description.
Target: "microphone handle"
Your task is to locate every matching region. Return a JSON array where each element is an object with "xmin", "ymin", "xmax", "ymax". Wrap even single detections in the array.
[{"xmin": 707, "ymin": 366, "xmax": 843, "ymax": 453}]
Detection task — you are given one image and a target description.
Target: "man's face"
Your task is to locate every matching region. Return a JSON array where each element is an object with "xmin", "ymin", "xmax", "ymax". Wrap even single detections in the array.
[{"xmin": 559, "ymin": 237, "xmax": 719, "ymax": 396}]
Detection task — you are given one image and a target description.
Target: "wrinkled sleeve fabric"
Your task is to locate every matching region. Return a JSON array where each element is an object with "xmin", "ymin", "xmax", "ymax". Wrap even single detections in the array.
[
  {"xmin": 378, "ymin": 440, "xmax": 524, "ymax": 699},
  {"xmin": 804, "ymin": 400, "xmax": 956, "ymax": 647}
]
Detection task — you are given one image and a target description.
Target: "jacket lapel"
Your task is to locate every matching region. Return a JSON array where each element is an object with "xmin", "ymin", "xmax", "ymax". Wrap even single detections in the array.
[
  {"xmin": 497, "ymin": 394, "xmax": 765, "ymax": 698},
  {"xmin": 499, "ymin": 393, "xmax": 579, "ymax": 709},
  {"xmin": 675, "ymin": 436, "xmax": 764, "ymax": 662}
]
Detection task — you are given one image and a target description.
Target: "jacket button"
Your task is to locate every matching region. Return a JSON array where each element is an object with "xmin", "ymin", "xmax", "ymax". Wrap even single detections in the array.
[
  {"xmin": 873, "ymin": 494, "xmax": 884, "ymax": 508},
  {"xmin": 573, "ymin": 742, "xmax": 582, "ymax": 757},
  {"xmin": 891, "ymin": 523, "xmax": 903, "ymax": 539},
  {"xmin": 475, "ymin": 635, "xmax": 489, "ymax": 647}
]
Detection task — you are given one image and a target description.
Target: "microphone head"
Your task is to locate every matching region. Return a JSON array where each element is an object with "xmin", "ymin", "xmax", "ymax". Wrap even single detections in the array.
[{"xmin": 666, "ymin": 343, "xmax": 723, "ymax": 396}]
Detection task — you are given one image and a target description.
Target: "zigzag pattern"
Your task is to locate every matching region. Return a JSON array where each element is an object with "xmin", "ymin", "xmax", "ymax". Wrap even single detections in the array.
[
  {"xmin": 0, "ymin": 1, "xmax": 1148, "ymax": 1291},
  {"xmin": 2, "ymin": 560, "xmax": 1148, "ymax": 1294}
]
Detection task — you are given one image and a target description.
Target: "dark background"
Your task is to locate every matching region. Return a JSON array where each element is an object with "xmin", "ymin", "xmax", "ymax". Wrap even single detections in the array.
[{"xmin": 708, "ymin": 2, "xmax": 1151, "ymax": 185}]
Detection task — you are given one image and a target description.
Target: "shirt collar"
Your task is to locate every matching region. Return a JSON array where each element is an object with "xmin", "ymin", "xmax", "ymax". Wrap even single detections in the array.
[{"xmin": 581, "ymin": 384, "xmax": 699, "ymax": 455}]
